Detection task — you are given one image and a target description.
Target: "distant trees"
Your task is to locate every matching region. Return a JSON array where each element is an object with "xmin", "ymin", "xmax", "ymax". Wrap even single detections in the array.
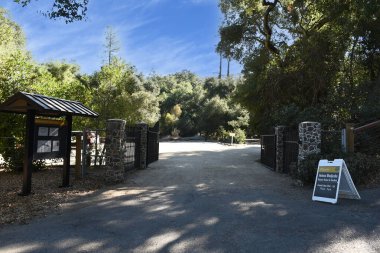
[
  {"xmin": 153, "ymin": 71, "xmax": 248, "ymax": 140},
  {"xmin": 90, "ymin": 57, "xmax": 160, "ymax": 128}
]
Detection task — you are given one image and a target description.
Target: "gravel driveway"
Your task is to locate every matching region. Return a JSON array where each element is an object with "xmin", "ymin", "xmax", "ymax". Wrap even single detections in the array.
[{"xmin": 0, "ymin": 142, "xmax": 379, "ymax": 253}]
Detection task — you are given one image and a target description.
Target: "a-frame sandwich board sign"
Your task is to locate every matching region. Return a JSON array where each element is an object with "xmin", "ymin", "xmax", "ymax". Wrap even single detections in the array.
[{"xmin": 312, "ymin": 159, "xmax": 360, "ymax": 204}]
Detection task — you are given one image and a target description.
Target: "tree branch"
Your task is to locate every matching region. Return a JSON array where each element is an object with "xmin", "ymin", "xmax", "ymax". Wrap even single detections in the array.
[
  {"xmin": 311, "ymin": 16, "xmax": 330, "ymax": 31},
  {"xmin": 14, "ymin": 0, "xmax": 89, "ymax": 23},
  {"xmin": 262, "ymin": 0, "xmax": 280, "ymax": 55}
]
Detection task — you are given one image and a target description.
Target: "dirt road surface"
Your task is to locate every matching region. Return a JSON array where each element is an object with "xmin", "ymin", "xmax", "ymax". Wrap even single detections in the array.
[{"xmin": 0, "ymin": 142, "xmax": 379, "ymax": 253}]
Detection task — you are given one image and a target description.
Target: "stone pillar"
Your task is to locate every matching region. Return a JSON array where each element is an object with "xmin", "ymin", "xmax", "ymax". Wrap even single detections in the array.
[
  {"xmin": 135, "ymin": 122, "xmax": 148, "ymax": 170},
  {"xmin": 298, "ymin": 122, "xmax": 321, "ymax": 163},
  {"xmin": 275, "ymin": 126, "xmax": 286, "ymax": 173},
  {"xmin": 105, "ymin": 119, "xmax": 126, "ymax": 183}
]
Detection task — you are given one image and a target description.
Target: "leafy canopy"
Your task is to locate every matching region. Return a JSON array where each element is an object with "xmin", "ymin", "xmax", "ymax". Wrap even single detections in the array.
[{"xmin": 218, "ymin": 0, "xmax": 380, "ymax": 133}]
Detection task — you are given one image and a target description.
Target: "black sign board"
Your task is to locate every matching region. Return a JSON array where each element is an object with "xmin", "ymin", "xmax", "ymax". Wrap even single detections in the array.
[
  {"xmin": 33, "ymin": 119, "xmax": 67, "ymax": 159},
  {"xmin": 314, "ymin": 166, "xmax": 340, "ymax": 199}
]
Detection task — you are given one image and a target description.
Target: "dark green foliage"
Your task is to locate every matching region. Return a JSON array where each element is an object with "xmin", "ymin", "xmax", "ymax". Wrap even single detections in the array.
[
  {"xmin": 344, "ymin": 153, "xmax": 380, "ymax": 185},
  {"xmin": 218, "ymin": 0, "xmax": 380, "ymax": 134},
  {"xmin": 204, "ymin": 77, "xmax": 236, "ymax": 99},
  {"xmin": 176, "ymin": 115, "xmax": 198, "ymax": 137},
  {"xmin": 2, "ymin": 145, "xmax": 46, "ymax": 172},
  {"xmin": 0, "ymin": 140, "xmax": 24, "ymax": 172},
  {"xmin": 291, "ymin": 154, "xmax": 319, "ymax": 185},
  {"xmin": 295, "ymin": 153, "xmax": 380, "ymax": 186},
  {"xmin": 198, "ymin": 96, "xmax": 229, "ymax": 136},
  {"xmin": 321, "ymin": 131, "xmax": 342, "ymax": 155},
  {"xmin": 355, "ymin": 79, "xmax": 380, "ymax": 123}
]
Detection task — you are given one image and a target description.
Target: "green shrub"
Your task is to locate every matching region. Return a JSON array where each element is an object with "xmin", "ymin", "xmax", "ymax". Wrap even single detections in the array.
[
  {"xmin": 2, "ymin": 146, "xmax": 24, "ymax": 172},
  {"xmin": 293, "ymin": 153, "xmax": 321, "ymax": 185},
  {"xmin": 234, "ymin": 128, "xmax": 246, "ymax": 144},
  {"xmin": 2, "ymin": 146, "xmax": 46, "ymax": 172},
  {"xmin": 343, "ymin": 153, "xmax": 380, "ymax": 185},
  {"xmin": 215, "ymin": 126, "xmax": 228, "ymax": 142},
  {"xmin": 214, "ymin": 127, "xmax": 246, "ymax": 144},
  {"xmin": 295, "ymin": 152, "xmax": 380, "ymax": 186}
]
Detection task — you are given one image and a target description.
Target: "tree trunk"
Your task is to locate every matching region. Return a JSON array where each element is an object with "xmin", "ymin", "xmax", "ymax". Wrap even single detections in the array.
[
  {"xmin": 218, "ymin": 53, "xmax": 222, "ymax": 79},
  {"xmin": 227, "ymin": 57, "xmax": 230, "ymax": 77}
]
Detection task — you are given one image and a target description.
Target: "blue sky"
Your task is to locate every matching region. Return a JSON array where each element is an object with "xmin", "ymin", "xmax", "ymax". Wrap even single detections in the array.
[{"xmin": 2, "ymin": 0, "xmax": 241, "ymax": 77}]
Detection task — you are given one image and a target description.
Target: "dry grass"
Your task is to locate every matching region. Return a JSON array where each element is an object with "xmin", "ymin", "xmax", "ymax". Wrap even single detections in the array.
[{"xmin": 0, "ymin": 167, "xmax": 106, "ymax": 226}]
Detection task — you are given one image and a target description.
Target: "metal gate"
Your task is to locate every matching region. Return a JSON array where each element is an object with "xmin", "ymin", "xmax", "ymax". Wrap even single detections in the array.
[
  {"xmin": 125, "ymin": 125, "xmax": 137, "ymax": 171},
  {"xmin": 77, "ymin": 122, "xmax": 159, "ymax": 174},
  {"xmin": 72, "ymin": 129, "xmax": 106, "ymax": 177},
  {"xmin": 283, "ymin": 128, "xmax": 299, "ymax": 173},
  {"xmin": 260, "ymin": 135, "xmax": 276, "ymax": 169},
  {"xmin": 147, "ymin": 122, "xmax": 159, "ymax": 165}
]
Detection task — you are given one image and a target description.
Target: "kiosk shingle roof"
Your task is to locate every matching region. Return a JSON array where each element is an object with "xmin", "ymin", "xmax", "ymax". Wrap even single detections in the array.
[{"xmin": 0, "ymin": 92, "xmax": 98, "ymax": 117}]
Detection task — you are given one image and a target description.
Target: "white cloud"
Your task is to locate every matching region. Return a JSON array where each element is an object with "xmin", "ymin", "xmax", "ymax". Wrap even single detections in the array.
[{"xmin": 1, "ymin": 0, "xmax": 241, "ymax": 77}]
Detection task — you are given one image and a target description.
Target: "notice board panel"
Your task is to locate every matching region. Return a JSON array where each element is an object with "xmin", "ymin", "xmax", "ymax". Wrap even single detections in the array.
[{"xmin": 33, "ymin": 119, "xmax": 67, "ymax": 160}]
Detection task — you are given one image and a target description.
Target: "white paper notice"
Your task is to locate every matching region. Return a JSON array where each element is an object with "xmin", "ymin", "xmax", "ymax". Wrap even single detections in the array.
[
  {"xmin": 49, "ymin": 127, "xmax": 59, "ymax": 136},
  {"xmin": 52, "ymin": 140, "xmax": 60, "ymax": 152},
  {"xmin": 38, "ymin": 127, "xmax": 49, "ymax": 136},
  {"xmin": 37, "ymin": 140, "xmax": 51, "ymax": 153}
]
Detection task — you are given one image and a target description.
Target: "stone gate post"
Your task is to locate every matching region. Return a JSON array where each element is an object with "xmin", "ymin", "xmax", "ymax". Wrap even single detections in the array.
[
  {"xmin": 275, "ymin": 126, "xmax": 286, "ymax": 173},
  {"xmin": 298, "ymin": 121, "xmax": 321, "ymax": 163},
  {"xmin": 105, "ymin": 119, "xmax": 126, "ymax": 183}
]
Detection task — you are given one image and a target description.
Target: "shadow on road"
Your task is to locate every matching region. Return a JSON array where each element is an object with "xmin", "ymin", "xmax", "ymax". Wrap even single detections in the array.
[{"xmin": 0, "ymin": 143, "xmax": 379, "ymax": 253}]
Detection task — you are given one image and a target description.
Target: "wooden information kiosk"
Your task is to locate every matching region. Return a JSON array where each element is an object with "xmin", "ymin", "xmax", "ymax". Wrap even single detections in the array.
[{"xmin": 0, "ymin": 92, "xmax": 98, "ymax": 195}]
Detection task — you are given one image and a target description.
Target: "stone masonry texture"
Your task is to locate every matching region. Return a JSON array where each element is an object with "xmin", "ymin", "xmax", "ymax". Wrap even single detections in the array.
[
  {"xmin": 105, "ymin": 119, "xmax": 126, "ymax": 183},
  {"xmin": 298, "ymin": 121, "xmax": 321, "ymax": 163}
]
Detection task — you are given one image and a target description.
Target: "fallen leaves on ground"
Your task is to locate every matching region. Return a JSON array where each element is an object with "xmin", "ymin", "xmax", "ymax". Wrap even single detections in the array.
[{"xmin": 0, "ymin": 167, "xmax": 107, "ymax": 226}]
